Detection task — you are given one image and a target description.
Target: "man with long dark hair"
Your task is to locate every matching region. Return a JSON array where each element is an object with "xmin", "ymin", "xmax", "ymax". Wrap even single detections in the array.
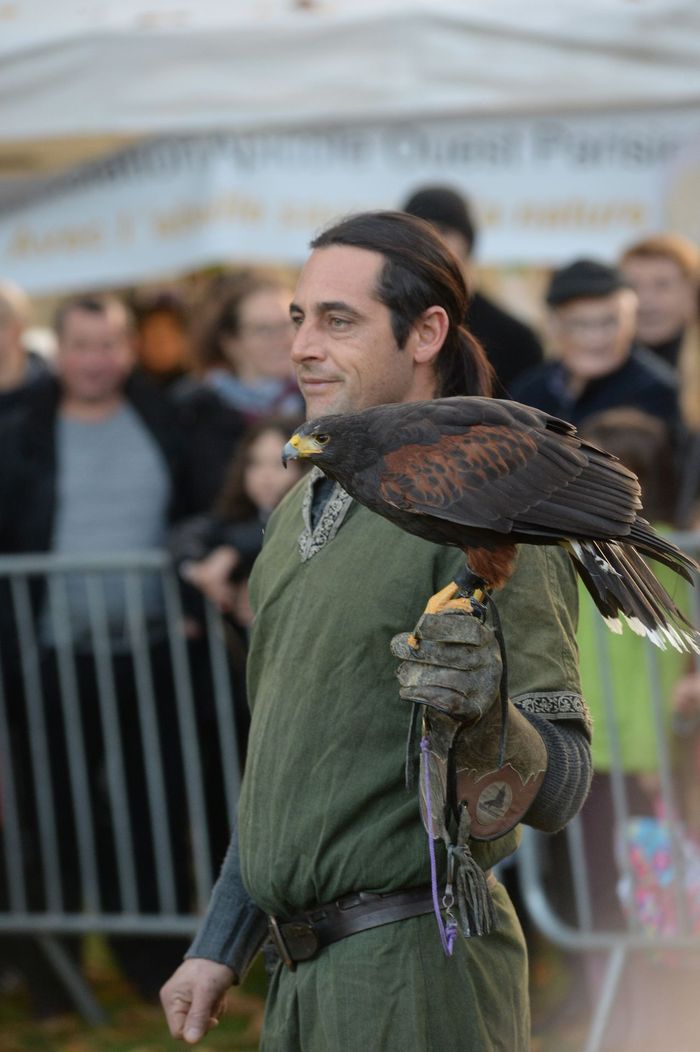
[{"xmin": 161, "ymin": 212, "xmax": 591, "ymax": 1050}]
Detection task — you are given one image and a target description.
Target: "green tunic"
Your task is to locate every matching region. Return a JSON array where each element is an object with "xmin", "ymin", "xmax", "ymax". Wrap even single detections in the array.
[{"xmin": 238, "ymin": 473, "xmax": 582, "ymax": 1051}]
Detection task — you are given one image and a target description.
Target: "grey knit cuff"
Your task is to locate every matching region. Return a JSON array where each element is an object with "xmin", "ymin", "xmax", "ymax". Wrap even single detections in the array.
[
  {"xmin": 518, "ymin": 711, "xmax": 592, "ymax": 832},
  {"xmin": 185, "ymin": 833, "xmax": 269, "ymax": 983}
]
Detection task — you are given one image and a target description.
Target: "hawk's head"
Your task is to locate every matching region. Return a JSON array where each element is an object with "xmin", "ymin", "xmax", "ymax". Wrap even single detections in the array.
[{"xmin": 282, "ymin": 412, "xmax": 378, "ymax": 481}]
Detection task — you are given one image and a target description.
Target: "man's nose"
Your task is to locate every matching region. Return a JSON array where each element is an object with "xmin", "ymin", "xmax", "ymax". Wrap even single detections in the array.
[{"xmin": 290, "ymin": 321, "xmax": 324, "ymax": 363}]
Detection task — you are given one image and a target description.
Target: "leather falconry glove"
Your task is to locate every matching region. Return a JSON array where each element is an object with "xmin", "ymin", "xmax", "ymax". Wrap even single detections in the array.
[
  {"xmin": 391, "ymin": 609, "xmax": 548, "ymax": 841},
  {"xmin": 391, "ymin": 607, "xmax": 548, "ymax": 939}
]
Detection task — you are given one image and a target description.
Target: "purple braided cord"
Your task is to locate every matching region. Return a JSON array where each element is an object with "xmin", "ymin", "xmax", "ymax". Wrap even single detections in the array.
[{"xmin": 420, "ymin": 735, "xmax": 456, "ymax": 956}]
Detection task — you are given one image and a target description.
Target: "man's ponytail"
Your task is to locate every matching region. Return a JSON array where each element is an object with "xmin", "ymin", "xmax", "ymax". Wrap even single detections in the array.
[{"xmin": 437, "ymin": 326, "xmax": 494, "ymax": 399}]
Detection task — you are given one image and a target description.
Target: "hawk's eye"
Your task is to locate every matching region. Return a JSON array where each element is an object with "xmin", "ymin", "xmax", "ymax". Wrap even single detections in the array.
[{"xmin": 315, "ymin": 433, "xmax": 330, "ymax": 445}]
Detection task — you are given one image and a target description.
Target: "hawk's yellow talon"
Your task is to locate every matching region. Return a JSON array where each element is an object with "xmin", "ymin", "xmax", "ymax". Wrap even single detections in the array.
[
  {"xmin": 424, "ymin": 582, "xmax": 460, "ymax": 614},
  {"xmin": 408, "ymin": 581, "xmax": 483, "ymax": 648}
]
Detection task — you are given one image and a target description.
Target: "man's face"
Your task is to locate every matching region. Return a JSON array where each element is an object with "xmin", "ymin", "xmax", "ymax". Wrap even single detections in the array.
[
  {"xmin": 289, "ymin": 245, "xmax": 428, "ymax": 418},
  {"xmin": 57, "ymin": 306, "xmax": 134, "ymax": 404},
  {"xmin": 552, "ymin": 291, "xmax": 638, "ymax": 383},
  {"xmin": 222, "ymin": 287, "xmax": 295, "ymax": 382},
  {"xmin": 621, "ymin": 255, "xmax": 697, "ymax": 347}
]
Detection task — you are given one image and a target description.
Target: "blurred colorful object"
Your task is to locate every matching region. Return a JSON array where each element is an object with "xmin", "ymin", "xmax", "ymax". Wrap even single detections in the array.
[{"xmin": 618, "ymin": 815, "xmax": 700, "ymax": 938}]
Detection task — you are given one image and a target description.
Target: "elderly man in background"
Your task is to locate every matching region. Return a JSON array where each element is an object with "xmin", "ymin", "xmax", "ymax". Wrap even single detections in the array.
[{"xmin": 510, "ymin": 258, "xmax": 680, "ymax": 434}]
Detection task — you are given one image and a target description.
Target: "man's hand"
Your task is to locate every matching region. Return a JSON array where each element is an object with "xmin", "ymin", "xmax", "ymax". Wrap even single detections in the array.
[
  {"xmin": 160, "ymin": 958, "xmax": 235, "ymax": 1044},
  {"xmin": 181, "ymin": 546, "xmax": 239, "ymax": 612},
  {"xmin": 390, "ymin": 610, "xmax": 502, "ymax": 722}
]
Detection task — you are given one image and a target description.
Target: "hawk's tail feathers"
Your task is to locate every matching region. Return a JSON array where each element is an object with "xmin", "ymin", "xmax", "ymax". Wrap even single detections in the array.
[{"xmin": 565, "ymin": 538, "xmax": 700, "ymax": 655}]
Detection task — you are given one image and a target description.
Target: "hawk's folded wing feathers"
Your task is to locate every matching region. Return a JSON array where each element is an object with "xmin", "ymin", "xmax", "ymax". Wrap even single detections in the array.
[{"xmin": 376, "ymin": 422, "xmax": 639, "ymax": 539}]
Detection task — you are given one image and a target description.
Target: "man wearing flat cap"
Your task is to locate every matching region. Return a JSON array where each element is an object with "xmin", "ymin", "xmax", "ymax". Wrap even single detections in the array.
[
  {"xmin": 402, "ymin": 185, "xmax": 544, "ymax": 395},
  {"xmin": 510, "ymin": 258, "xmax": 680, "ymax": 431}
]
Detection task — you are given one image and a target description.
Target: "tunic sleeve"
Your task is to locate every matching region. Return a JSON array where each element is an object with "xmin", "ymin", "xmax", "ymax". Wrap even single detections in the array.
[
  {"xmin": 186, "ymin": 827, "xmax": 269, "ymax": 981},
  {"xmin": 492, "ymin": 544, "xmax": 591, "ymax": 738}
]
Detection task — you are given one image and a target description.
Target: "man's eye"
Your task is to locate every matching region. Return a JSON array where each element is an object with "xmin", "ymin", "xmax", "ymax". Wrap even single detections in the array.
[
  {"xmin": 329, "ymin": 316, "xmax": 350, "ymax": 330},
  {"xmin": 290, "ymin": 314, "xmax": 303, "ymax": 328}
]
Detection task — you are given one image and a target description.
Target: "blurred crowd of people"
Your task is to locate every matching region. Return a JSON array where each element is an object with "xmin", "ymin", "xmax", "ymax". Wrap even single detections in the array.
[
  {"xmin": 2, "ymin": 186, "xmax": 700, "ymax": 1037},
  {"xmin": 402, "ymin": 190, "xmax": 700, "ymax": 1048}
]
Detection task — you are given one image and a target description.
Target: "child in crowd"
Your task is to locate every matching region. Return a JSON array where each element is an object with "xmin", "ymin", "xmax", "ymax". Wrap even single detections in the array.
[{"xmin": 171, "ymin": 415, "xmax": 305, "ymax": 630}]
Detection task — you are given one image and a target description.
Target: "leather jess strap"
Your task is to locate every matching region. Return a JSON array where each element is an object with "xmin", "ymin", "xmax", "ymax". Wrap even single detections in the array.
[{"xmin": 267, "ymin": 877, "xmax": 494, "ymax": 969}]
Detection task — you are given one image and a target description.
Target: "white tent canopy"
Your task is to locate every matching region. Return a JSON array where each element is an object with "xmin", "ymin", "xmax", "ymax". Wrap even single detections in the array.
[
  {"xmin": 2, "ymin": 1, "xmax": 700, "ymax": 291},
  {"xmin": 3, "ymin": 0, "xmax": 700, "ymax": 145}
]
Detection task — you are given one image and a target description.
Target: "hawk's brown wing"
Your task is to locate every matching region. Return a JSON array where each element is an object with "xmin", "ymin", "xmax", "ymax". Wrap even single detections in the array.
[{"xmin": 376, "ymin": 420, "xmax": 640, "ymax": 539}]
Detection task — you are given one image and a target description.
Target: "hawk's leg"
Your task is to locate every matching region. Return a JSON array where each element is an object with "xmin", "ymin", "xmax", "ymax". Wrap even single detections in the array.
[{"xmin": 408, "ymin": 564, "xmax": 489, "ymax": 648}]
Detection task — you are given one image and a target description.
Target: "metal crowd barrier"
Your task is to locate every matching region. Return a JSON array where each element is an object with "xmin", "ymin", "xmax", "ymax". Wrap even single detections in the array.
[
  {"xmin": 517, "ymin": 531, "xmax": 700, "ymax": 1052},
  {"xmin": 4, "ymin": 541, "xmax": 700, "ymax": 1040},
  {"xmin": 0, "ymin": 550, "xmax": 242, "ymax": 1022}
]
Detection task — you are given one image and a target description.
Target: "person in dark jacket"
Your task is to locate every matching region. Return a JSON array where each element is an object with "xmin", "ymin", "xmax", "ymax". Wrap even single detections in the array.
[
  {"xmin": 0, "ymin": 293, "xmax": 197, "ymax": 1016},
  {"xmin": 0, "ymin": 279, "xmax": 51, "ymax": 416},
  {"xmin": 0, "ymin": 297, "xmax": 191, "ymax": 561},
  {"xmin": 131, "ymin": 286, "xmax": 192, "ymax": 391},
  {"xmin": 402, "ymin": 185, "xmax": 544, "ymax": 395},
  {"xmin": 510, "ymin": 259, "xmax": 680, "ymax": 435}
]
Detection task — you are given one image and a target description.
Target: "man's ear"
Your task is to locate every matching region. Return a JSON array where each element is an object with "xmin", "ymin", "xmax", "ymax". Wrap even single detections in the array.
[{"xmin": 410, "ymin": 306, "xmax": 449, "ymax": 366}]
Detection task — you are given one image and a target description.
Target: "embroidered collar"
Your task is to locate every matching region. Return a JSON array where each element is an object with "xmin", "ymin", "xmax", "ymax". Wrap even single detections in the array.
[{"xmin": 298, "ymin": 467, "xmax": 354, "ymax": 561}]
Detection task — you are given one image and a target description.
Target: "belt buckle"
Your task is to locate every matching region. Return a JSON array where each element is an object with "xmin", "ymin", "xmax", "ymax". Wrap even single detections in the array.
[{"xmin": 268, "ymin": 915, "xmax": 296, "ymax": 971}]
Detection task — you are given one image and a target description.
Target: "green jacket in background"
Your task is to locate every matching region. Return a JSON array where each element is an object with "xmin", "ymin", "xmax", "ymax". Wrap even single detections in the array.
[{"xmin": 577, "ymin": 542, "xmax": 691, "ymax": 773}]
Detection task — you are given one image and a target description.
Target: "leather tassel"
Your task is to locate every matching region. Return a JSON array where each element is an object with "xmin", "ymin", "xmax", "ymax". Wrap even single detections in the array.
[{"xmin": 453, "ymin": 806, "xmax": 498, "ymax": 937}]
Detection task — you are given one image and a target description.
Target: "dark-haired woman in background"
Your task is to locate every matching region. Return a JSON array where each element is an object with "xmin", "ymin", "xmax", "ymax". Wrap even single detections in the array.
[{"xmin": 173, "ymin": 271, "xmax": 303, "ymax": 512}]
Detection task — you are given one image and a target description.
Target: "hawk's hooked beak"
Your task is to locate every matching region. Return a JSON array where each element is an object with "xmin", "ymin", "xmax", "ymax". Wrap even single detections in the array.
[{"xmin": 282, "ymin": 433, "xmax": 324, "ymax": 466}]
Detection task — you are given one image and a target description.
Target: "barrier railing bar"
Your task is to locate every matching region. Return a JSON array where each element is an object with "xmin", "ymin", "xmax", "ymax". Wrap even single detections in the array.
[
  {"xmin": 203, "ymin": 602, "xmax": 241, "ymax": 822},
  {"xmin": 11, "ymin": 575, "xmax": 63, "ymax": 912},
  {"xmin": 85, "ymin": 573, "xmax": 139, "ymax": 913},
  {"xmin": 161, "ymin": 567, "xmax": 213, "ymax": 910},
  {"xmin": 565, "ymin": 815, "xmax": 593, "ymax": 932},
  {"xmin": 0, "ymin": 551, "xmax": 168, "ymax": 575},
  {"xmin": 0, "ymin": 913, "xmax": 202, "ymax": 934},
  {"xmin": 124, "ymin": 569, "xmax": 178, "ymax": 914},
  {"xmin": 37, "ymin": 934, "xmax": 107, "ymax": 1025},
  {"xmin": 0, "ymin": 647, "xmax": 27, "ymax": 911},
  {"xmin": 517, "ymin": 828, "xmax": 700, "ymax": 951},
  {"xmin": 592, "ymin": 611, "xmax": 637, "ymax": 933},
  {"xmin": 646, "ymin": 634, "xmax": 691, "ymax": 931},
  {"xmin": 47, "ymin": 573, "xmax": 101, "ymax": 913},
  {"xmin": 581, "ymin": 944, "xmax": 627, "ymax": 1052}
]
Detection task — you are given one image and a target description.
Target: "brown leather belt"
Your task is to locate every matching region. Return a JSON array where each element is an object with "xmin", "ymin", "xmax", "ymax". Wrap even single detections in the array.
[{"xmin": 267, "ymin": 879, "xmax": 494, "ymax": 969}]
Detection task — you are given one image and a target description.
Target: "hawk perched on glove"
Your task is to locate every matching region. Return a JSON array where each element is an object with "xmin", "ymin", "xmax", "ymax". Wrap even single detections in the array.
[{"xmin": 283, "ymin": 396, "xmax": 699, "ymax": 654}]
